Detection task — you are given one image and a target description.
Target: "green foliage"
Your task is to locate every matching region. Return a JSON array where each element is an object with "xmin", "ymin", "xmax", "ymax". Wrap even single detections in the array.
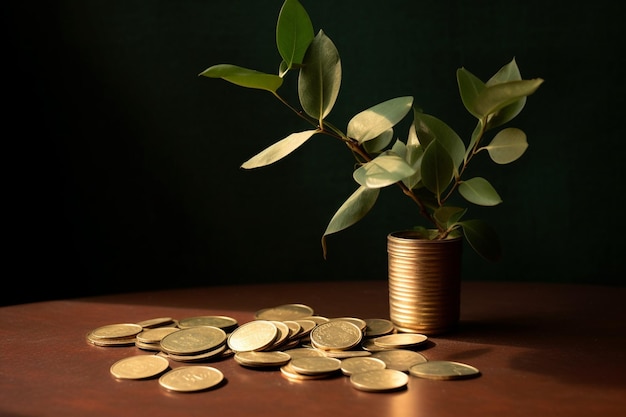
[{"xmin": 199, "ymin": 0, "xmax": 543, "ymax": 262}]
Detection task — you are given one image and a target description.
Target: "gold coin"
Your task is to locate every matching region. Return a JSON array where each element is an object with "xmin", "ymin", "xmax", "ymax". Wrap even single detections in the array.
[
  {"xmin": 279, "ymin": 363, "xmax": 330, "ymax": 380},
  {"xmin": 322, "ymin": 349, "xmax": 372, "ymax": 359},
  {"xmin": 408, "ymin": 360, "xmax": 481, "ymax": 380},
  {"xmin": 371, "ymin": 349, "xmax": 427, "ymax": 372},
  {"xmin": 166, "ymin": 344, "xmax": 227, "ymax": 362},
  {"xmin": 350, "ymin": 369, "xmax": 409, "ymax": 392},
  {"xmin": 282, "ymin": 320, "xmax": 302, "ymax": 339},
  {"xmin": 90, "ymin": 323, "xmax": 143, "ymax": 339},
  {"xmin": 329, "ymin": 317, "xmax": 367, "ymax": 332},
  {"xmin": 309, "ymin": 320, "xmax": 362, "ymax": 351},
  {"xmin": 159, "ymin": 366, "xmax": 224, "ymax": 392},
  {"xmin": 177, "ymin": 315, "xmax": 238, "ymax": 332},
  {"xmin": 136, "ymin": 317, "xmax": 175, "ymax": 328},
  {"xmin": 227, "ymin": 320, "xmax": 278, "ymax": 352},
  {"xmin": 234, "ymin": 351, "xmax": 291, "ymax": 367},
  {"xmin": 293, "ymin": 319, "xmax": 317, "ymax": 337},
  {"xmin": 364, "ymin": 318, "xmax": 396, "ymax": 337},
  {"xmin": 86, "ymin": 332, "xmax": 136, "ymax": 347},
  {"xmin": 340, "ymin": 357, "xmax": 387, "ymax": 376},
  {"xmin": 265, "ymin": 321, "xmax": 290, "ymax": 350},
  {"xmin": 254, "ymin": 304, "xmax": 315, "ymax": 321},
  {"xmin": 110, "ymin": 355, "xmax": 169, "ymax": 380},
  {"xmin": 136, "ymin": 327, "xmax": 180, "ymax": 344},
  {"xmin": 300, "ymin": 315, "xmax": 330, "ymax": 325},
  {"xmin": 361, "ymin": 338, "xmax": 392, "ymax": 352},
  {"xmin": 289, "ymin": 357, "xmax": 342, "ymax": 376},
  {"xmin": 283, "ymin": 347, "xmax": 325, "ymax": 360},
  {"xmin": 373, "ymin": 333, "xmax": 428, "ymax": 349},
  {"xmin": 160, "ymin": 326, "xmax": 226, "ymax": 355}
]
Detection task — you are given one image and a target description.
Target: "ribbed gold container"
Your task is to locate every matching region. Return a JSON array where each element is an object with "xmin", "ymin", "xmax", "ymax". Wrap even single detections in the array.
[{"xmin": 387, "ymin": 230, "xmax": 462, "ymax": 335}]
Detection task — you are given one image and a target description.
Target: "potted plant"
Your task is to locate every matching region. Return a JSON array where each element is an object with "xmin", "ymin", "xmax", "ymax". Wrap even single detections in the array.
[{"xmin": 199, "ymin": 0, "xmax": 543, "ymax": 334}]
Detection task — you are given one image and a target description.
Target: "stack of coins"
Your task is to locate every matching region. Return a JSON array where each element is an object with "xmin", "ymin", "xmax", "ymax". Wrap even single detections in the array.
[
  {"xmin": 135, "ymin": 327, "xmax": 180, "ymax": 351},
  {"xmin": 86, "ymin": 323, "xmax": 143, "ymax": 347},
  {"xmin": 160, "ymin": 326, "xmax": 229, "ymax": 362}
]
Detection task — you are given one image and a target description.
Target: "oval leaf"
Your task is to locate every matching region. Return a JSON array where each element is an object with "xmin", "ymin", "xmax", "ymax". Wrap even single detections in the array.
[
  {"xmin": 413, "ymin": 111, "xmax": 465, "ymax": 170},
  {"xmin": 347, "ymin": 96, "xmax": 414, "ymax": 143},
  {"xmin": 458, "ymin": 177, "xmax": 502, "ymax": 206},
  {"xmin": 353, "ymin": 152, "xmax": 417, "ymax": 189},
  {"xmin": 322, "ymin": 186, "xmax": 380, "ymax": 258},
  {"xmin": 484, "ymin": 128, "xmax": 528, "ymax": 164},
  {"xmin": 473, "ymin": 79, "xmax": 544, "ymax": 119},
  {"xmin": 459, "ymin": 219, "xmax": 502, "ymax": 262},
  {"xmin": 421, "ymin": 141, "xmax": 454, "ymax": 197},
  {"xmin": 276, "ymin": 0, "xmax": 314, "ymax": 70},
  {"xmin": 298, "ymin": 30, "xmax": 341, "ymax": 121},
  {"xmin": 241, "ymin": 130, "xmax": 318, "ymax": 169},
  {"xmin": 199, "ymin": 64, "xmax": 283, "ymax": 93},
  {"xmin": 363, "ymin": 128, "xmax": 394, "ymax": 154},
  {"xmin": 457, "ymin": 67, "xmax": 486, "ymax": 119}
]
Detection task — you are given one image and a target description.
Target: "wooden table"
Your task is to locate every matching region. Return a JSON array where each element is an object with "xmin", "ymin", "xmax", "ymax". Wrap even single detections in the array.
[{"xmin": 1, "ymin": 281, "xmax": 624, "ymax": 417}]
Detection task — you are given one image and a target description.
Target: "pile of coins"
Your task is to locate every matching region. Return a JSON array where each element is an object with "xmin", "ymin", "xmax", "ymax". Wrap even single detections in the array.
[{"xmin": 87, "ymin": 303, "xmax": 480, "ymax": 393}]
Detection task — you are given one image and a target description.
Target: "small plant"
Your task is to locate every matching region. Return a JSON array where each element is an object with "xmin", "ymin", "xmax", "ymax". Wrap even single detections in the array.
[{"xmin": 200, "ymin": 0, "xmax": 543, "ymax": 262}]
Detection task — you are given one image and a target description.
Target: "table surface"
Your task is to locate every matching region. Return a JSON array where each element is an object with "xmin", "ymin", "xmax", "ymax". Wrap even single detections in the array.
[{"xmin": 1, "ymin": 280, "xmax": 625, "ymax": 417}]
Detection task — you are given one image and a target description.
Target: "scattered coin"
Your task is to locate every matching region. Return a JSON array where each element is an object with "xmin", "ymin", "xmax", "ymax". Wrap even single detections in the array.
[
  {"xmin": 160, "ymin": 326, "xmax": 226, "ymax": 355},
  {"xmin": 322, "ymin": 349, "xmax": 372, "ymax": 359},
  {"xmin": 280, "ymin": 362, "xmax": 331, "ymax": 380},
  {"xmin": 86, "ymin": 332, "xmax": 137, "ymax": 347},
  {"xmin": 283, "ymin": 347, "xmax": 325, "ymax": 360},
  {"xmin": 159, "ymin": 366, "xmax": 224, "ymax": 392},
  {"xmin": 166, "ymin": 344, "xmax": 228, "ymax": 362},
  {"xmin": 310, "ymin": 320, "xmax": 363, "ymax": 351},
  {"xmin": 234, "ymin": 351, "xmax": 291, "ymax": 368},
  {"xmin": 110, "ymin": 355, "xmax": 170, "ymax": 379},
  {"xmin": 371, "ymin": 349, "xmax": 427, "ymax": 372},
  {"xmin": 177, "ymin": 315, "xmax": 238, "ymax": 332},
  {"xmin": 373, "ymin": 333, "xmax": 428, "ymax": 349},
  {"xmin": 227, "ymin": 320, "xmax": 278, "ymax": 352},
  {"xmin": 136, "ymin": 317, "xmax": 176, "ymax": 329},
  {"xmin": 329, "ymin": 317, "xmax": 367, "ymax": 332},
  {"xmin": 90, "ymin": 323, "xmax": 143, "ymax": 340},
  {"xmin": 364, "ymin": 318, "xmax": 396, "ymax": 337},
  {"xmin": 340, "ymin": 357, "xmax": 387, "ymax": 376},
  {"xmin": 361, "ymin": 338, "xmax": 393, "ymax": 352},
  {"xmin": 408, "ymin": 360, "xmax": 481, "ymax": 380},
  {"xmin": 289, "ymin": 357, "xmax": 342, "ymax": 376},
  {"xmin": 350, "ymin": 369, "xmax": 409, "ymax": 392},
  {"xmin": 136, "ymin": 327, "xmax": 180, "ymax": 344},
  {"xmin": 254, "ymin": 304, "xmax": 315, "ymax": 321}
]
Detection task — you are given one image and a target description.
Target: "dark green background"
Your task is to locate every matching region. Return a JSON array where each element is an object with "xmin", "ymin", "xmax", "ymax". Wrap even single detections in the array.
[{"xmin": 5, "ymin": 0, "xmax": 625, "ymax": 305}]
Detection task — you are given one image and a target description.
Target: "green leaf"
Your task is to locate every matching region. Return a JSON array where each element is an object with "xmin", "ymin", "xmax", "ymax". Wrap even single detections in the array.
[
  {"xmin": 412, "ymin": 111, "xmax": 465, "ymax": 170},
  {"xmin": 473, "ymin": 79, "xmax": 544, "ymax": 119},
  {"xmin": 483, "ymin": 127, "xmax": 528, "ymax": 164},
  {"xmin": 459, "ymin": 219, "xmax": 502, "ymax": 261},
  {"xmin": 199, "ymin": 64, "xmax": 283, "ymax": 93},
  {"xmin": 457, "ymin": 68, "xmax": 486, "ymax": 119},
  {"xmin": 484, "ymin": 58, "xmax": 526, "ymax": 128},
  {"xmin": 353, "ymin": 151, "xmax": 417, "ymax": 189},
  {"xmin": 322, "ymin": 186, "xmax": 380, "ymax": 258},
  {"xmin": 486, "ymin": 57, "xmax": 522, "ymax": 85},
  {"xmin": 363, "ymin": 128, "xmax": 394, "ymax": 154},
  {"xmin": 276, "ymin": 0, "xmax": 314, "ymax": 71},
  {"xmin": 347, "ymin": 96, "xmax": 414, "ymax": 143},
  {"xmin": 434, "ymin": 206, "xmax": 467, "ymax": 228},
  {"xmin": 421, "ymin": 141, "xmax": 454, "ymax": 197},
  {"xmin": 298, "ymin": 30, "xmax": 341, "ymax": 122},
  {"xmin": 241, "ymin": 130, "xmax": 318, "ymax": 169},
  {"xmin": 458, "ymin": 177, "xmax": 502, "ymax": 206},
  {"xmin": 403, "ymin": 122, "xmax": 423, "ymax": 188}
]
